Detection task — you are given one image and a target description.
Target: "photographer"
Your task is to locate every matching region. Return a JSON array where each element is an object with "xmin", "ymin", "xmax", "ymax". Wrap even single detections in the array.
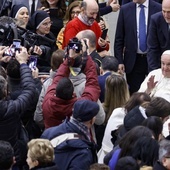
[
  {"xmin": 42, "ymin": 37, "xmax": 100, "ymax": 129},
  {"xmin": 0, "ymin": 46, "xmax": 37, "ymax": 169},
  {"xmin": 26, "ymin": 10, "xmax": 57, "ymax": 72}
]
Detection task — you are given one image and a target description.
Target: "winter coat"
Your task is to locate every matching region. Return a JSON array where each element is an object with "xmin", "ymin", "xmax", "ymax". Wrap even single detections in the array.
[
  {"xmin": 0, "ymin": 64, "xmax": 36, "ymax": 165},
  {"xmin": 41, "ymin": 119, "xmax": 97, "ymax": 170}
]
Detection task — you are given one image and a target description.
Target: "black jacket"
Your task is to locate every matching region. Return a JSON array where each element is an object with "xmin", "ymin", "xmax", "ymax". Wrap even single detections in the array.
[
  {"xmin": 0, "ymin": 64, "xmax": 36, "ymax": 165},
  {"xmin": 153, "ymin": 161, "xmax": 167, "ymax": 170},
  {"xmin": 30, "ymin": 162, "xmax": 59, "ymax": 170}
]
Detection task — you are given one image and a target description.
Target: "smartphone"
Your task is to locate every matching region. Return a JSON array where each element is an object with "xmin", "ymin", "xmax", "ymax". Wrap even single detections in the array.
[
  {"xmin": 13, "ymin": 39, "xmax": 21, "ymax": 52},
  {"xmin": 101, "ymin": 29, "xmax": 108, "ymax": 40},
  {"xmin": 28, "ymin": 56, "xmax": 37, "ymax": 69}
]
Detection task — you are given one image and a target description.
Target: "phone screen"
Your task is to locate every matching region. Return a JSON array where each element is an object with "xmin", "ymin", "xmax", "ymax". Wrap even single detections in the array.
[
  {"xmin": 101, "ymin": 29, "xmax": 108, "ymax": 40},
  {"xmin": 13, "ymin": 39, "xmax": 21, "ymax": 51},
  {"xmin": 28, "ymin": 56, "xmax": 37, "ymax": 69}
]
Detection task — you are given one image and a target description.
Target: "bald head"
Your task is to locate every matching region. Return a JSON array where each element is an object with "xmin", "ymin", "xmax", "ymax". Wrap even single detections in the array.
[
  {"xmin": 83, "ymin": 0, "xmax": 99, "ymax": 9},
  {"xmin": 76, "ymin": 30, "xmax": 96, "ymax": 50},
  {"xmin": 162, "ymin": 0, "xmax": 170, "ymax": 24}
]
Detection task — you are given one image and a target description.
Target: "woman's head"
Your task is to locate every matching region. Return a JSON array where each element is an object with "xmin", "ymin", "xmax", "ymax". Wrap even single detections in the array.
[
  {"xmin": 26, "ymin": 10, "xmax": 51, "ymax": 35},
  {"xmin": 10, "ymin": 4, "xmax": 29, "ymax": 28},
  {"xmin": 142, "ymin": 116, "xmax": 163, "ymax": 141},
  {"xmin": 41, "ymin": 0, "xmax": 66, "ymax": 18},
  {"xmin": 119, "ymin": 126, "xmax": 153, "ymax": 158},
  {"xmin": 64, "ymin": 1, "xmax": 81, "ymax": 21},
  {"xmin": 124, "ymin": 92, "xmax": 151, "ymax": 113},
  {"xmin": 26, "ymin": 139, "xmax": 54, "ymax": 169},
  {"xmin": 131, "ymin": 137, "xmax": 159, "ymax": 166},
  {"xmin": 103, "ymin": 73, "xmax": 130, "ymax": 122}
]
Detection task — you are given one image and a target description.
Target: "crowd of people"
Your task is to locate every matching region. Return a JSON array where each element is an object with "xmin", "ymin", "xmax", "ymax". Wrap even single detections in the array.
[{"xmin": 0, "ymin": 0, "xmax": 170, "ymax": 170}]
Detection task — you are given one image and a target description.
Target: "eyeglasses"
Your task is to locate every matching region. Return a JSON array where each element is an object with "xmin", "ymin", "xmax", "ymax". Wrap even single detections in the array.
[
  {"xmin": 42, "ymin": 21, "xmax": 53, "ymax": 27},
  {"xmin": 71, "ymin": 11, "xmax": 81, "ymax": 15}
]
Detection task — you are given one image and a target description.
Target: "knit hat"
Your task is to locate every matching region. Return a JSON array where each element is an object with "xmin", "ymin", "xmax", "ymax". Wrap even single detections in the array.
[
  {"xmin": 26, "ymin": 10, "xmax": 50, "ymax": 32},
  {"xmin": 73, "ymin": 100, "xmax": 99, "ymax": 122},
  {"xmin": 10, "ymin": 4, "xmax": 28, "ymax": 18}
]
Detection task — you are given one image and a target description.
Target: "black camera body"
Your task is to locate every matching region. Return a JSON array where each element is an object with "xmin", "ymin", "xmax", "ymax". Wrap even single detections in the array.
[{"xmin": 68, "ymin": 37, "xmax": 82, "ymax": 53}]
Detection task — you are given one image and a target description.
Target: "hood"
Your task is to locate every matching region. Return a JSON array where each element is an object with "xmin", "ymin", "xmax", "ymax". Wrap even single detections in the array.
[
  {"xmin": 124, "ymin": 106, "xmax": 145, "ymax": 131},
  {"xmin": 55, "ymin": 138, "xmax": 91, "ymax": 152},
  {"xmin": 70, "ymin": 69, "xmax": 86, "ymax": 87}
]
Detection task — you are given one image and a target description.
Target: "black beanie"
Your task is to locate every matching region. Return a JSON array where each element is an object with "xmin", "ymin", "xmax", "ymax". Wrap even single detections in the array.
[{"xmin": 26, "ymin": 10, "xmax": 50, "ymax": 32}]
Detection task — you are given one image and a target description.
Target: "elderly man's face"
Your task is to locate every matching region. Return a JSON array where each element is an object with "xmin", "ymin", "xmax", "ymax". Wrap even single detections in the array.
[
  {"xmin": 162, "ymin": 0, "xmax": 170, "ymax": 24},
  {"xmin": 82, "ymin": 5, "xmax": 98, "ymax": 25},
  {"xmin": 161, "ymin": 54, "xmax": 170, "ymax": 78}
]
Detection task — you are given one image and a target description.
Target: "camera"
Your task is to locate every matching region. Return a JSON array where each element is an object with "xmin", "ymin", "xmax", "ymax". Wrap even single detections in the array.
[{"xmin": 68, "ymin": 37, "xmax": 82, "ymax": 53}]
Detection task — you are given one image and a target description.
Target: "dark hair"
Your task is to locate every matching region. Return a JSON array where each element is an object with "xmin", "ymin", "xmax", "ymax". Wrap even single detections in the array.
[
  {"xmin": 142, "ymin": 116, "xmax": 163, "ymax": 141},
  {"xmin": 6, "ymin": 59, "xmax": 20, "ymax": 79},
  {"xmin": 119, "ymin": 126, "xmax": 153, "ymax": 158},
  {"xmin": 0, "ymin": 140, "xmax": 14, "ymax": 170},
  {"xmin": 40, "ymin": 0, "xmax": 66, "ymax": 18},
  {"xmin": 131, "ymin": 137, "xmax": 159, "ymax": 166},
  {"xmin": 90, "ymin": 163, "xmax": 110, "ymax": 170},
  {"xmin": 51, "ymin": 49, "xmax": 64, "ymax": 71},
  {"xmin": 146, "ymin": 97, "xmax": 170, "ymax": 119},
  {"xmin": 0, "ymin": 66, "xmax": 7, "ymax": 79},
  {"xmin": 0, "ymin": 75, "xmax": 7, "ymax": 100},
  {"xmin": 56, "ymin": 77, "xmax": 74, "ymax": 100},
  {"xmin": 115, "ymin": 156, "xmax": 139, "ymax": 170},
  {"xmin": 124, "ymin": 92, "xmax": 151, "ymax": 113},
  {"xmin": 101, "ymin": 56, "xmax": 119, "ymax": 72}
]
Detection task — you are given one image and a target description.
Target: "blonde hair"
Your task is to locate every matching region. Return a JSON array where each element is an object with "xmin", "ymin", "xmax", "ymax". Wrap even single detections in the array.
[
  {"xmin": 103, "ymin": 73, "xmax": 130, "ymax": 123},
  {"xmin": 140, "ymin": 166, "xmax": 153, "ymax": 170},
  {"xmin": 27, "ymin": 139, "xmax": 54, "ymax": 165}
]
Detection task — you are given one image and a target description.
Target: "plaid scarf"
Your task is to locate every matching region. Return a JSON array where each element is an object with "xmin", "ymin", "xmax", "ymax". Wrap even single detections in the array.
[{"xmin": 70, "ymin": 116, "xmax": 91, "ymax": 142}]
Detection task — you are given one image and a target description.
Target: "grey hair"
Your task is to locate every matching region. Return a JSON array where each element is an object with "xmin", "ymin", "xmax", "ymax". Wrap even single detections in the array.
[{"xmin": 159, "ymin": 139, "xmax": 170, "ymax": 162}]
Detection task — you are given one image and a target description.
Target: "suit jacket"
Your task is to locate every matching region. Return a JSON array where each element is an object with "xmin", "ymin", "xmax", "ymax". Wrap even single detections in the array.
[
  {"xmin": 147, "ymin": 12, "xmax": 170, "ymax": 72},
  {"xmin": 98, "ymin": 72, "xmax": 111, "ymax": 103},
  {"xmin": 12, "ymin": 0, "xmax": 42, "ymax": 14},
  {"xmin": 114, "ymin": 1, "xmax": 161, "ymax": 74}
]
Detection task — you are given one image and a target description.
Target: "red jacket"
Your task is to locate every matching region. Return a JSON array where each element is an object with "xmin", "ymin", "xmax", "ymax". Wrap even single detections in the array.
[
  {"xmin": 62, "ymin": 17, "xmax": 109, "ymax": 52},
  {"xmin": 42, "ymin": 56, "xmax": 100, "ymax": 129}
]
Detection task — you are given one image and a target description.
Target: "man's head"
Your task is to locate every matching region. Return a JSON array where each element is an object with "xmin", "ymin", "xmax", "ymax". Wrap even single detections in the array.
[
  {"xmin": 73, "ymin": 100, "xmax": 99, "ymax": 127},
  {"xmin": 161, "ymin": 50, "xmax": 170, "ymax": 78},
  {"xmin": 80, "ymin": 0, "xmax": 99, "ymax": 25},
  {"xmin": 162, "ymin": 0, "xmax": 170, "ymax": 24},
  {"xmin": 146, "ymin": 97, "xmax": 170, "ymax": 122},
  {"xmin": 56, "ymin": 77, "xmax": 74, "ymax": 100},
  {"xmin": 159, "ymin": 139, "xmax": 170, "ymax": 169},
  {"xmin": 6, "ymin": 59, "xmax": 20, "ymax": 79},
  {"xmin": 51, "ymin": 49, "xmax": 64, "ymax": 71},
  {"xmin": 76, "ymin": 29, "xmax": 96, "ymax": 52},
  {"xmin": 101, "ymin": 56, "xmax": 119, "ymax": 73},
  {"xmin": 0, "ymin": 140, "xmax": 14, "ymax": 170}
]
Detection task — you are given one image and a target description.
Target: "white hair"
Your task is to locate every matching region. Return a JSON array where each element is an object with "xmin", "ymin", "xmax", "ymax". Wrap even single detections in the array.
[{"xmin": 162, "ymin": 50, "xmax": 170, "ymax": 55}]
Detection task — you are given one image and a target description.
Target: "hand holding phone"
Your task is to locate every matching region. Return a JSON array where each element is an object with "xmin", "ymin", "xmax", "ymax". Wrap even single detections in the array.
[
  {"xmin": 28, "ymin": 56, "xmax": 37, "ymax": 69},
  {"xmin": 101, "ymin": 29, "xmax": 108, "ymax": 40}
]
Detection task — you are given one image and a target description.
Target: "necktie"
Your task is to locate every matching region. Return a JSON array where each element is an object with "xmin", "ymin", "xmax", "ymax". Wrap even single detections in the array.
[
  {"xmin": 139, "ymin": 4, "xmax": 147, "ymax": 52},
  {"xmin": 31, "ymin": 0, "xmax": 35, "ymax": 16}
]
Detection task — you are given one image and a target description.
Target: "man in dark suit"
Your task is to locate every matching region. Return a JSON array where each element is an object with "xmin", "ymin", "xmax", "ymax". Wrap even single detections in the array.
[
  {"xmin": 12, "ymin": 0, "xmax": 42, "ymax": 16},
  {"xmin": 98, "ymin": 56, "xmax": 119, "ymax": 103},
  {"xmin": 114, "ymin": 0, "xmax": 161, "ymax": 94},
  {"xmin": 147, "ymin": 0, "xmax": 170, "ymax": 72}
]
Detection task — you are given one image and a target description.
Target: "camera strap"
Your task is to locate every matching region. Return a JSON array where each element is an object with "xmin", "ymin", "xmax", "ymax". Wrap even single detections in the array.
[{"xmin": 69, "ymin": 51, "xmax": 88, "ymax": 76}]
